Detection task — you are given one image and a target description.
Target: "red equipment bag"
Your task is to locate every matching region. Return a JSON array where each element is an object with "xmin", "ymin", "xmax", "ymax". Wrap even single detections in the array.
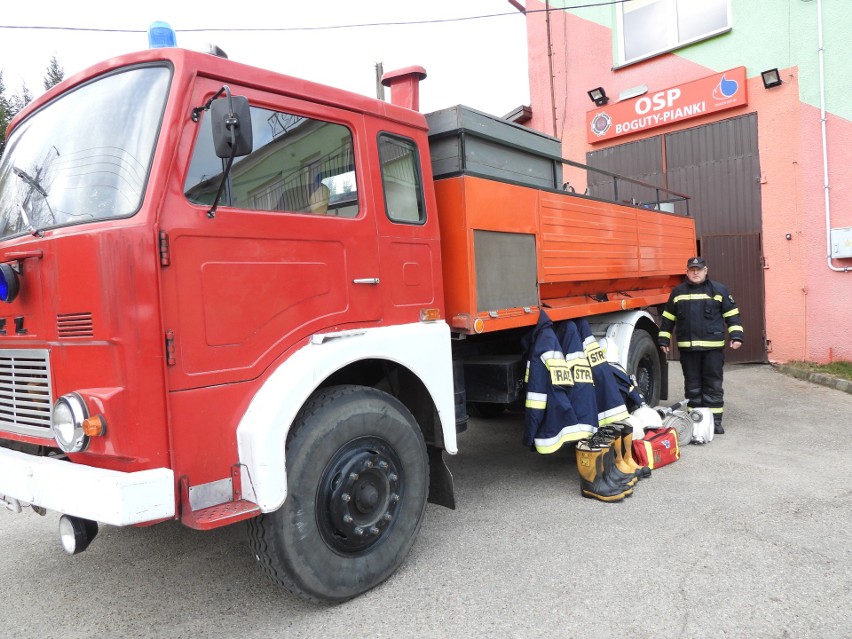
[{"xmin": 632, "ymin": 427, "xmax": 680, "ymax": 469}]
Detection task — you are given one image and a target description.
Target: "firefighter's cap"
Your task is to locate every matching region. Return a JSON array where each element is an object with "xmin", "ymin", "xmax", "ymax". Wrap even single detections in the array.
[{"xmin": 687, "ymin": 256, "xmax": 706, "ymax": 269}]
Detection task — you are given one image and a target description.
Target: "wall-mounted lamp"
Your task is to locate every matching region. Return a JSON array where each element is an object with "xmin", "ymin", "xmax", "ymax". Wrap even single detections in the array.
[
  {"xmin": 619, "ymin": 84, "xmax": 648, "ymax": 101},
  {"xmin": 587, "ymin": 87, "xmax": 609, "ymax": 106},
  {"xmin": 761, "ymin": 68, "xmax": 782, "ymax": 89}
]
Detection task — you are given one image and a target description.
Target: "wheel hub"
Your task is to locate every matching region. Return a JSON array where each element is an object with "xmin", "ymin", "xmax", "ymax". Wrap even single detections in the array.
[{"xmin": 317, "ymin": 437, "xmax": 402, "ymax": 554}]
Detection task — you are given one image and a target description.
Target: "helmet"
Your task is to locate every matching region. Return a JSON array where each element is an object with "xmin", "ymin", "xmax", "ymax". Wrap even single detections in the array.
[
  {"xmin": 598, "ymin": 337, "xmax": 621, "ymax": 364},
  {"xmin": 632, "ymin": 404, "xmax": 662, "ymax": 429},
  {"xmin": 624, "ymin": 404, "xmax": 662, "ymax": 439}
]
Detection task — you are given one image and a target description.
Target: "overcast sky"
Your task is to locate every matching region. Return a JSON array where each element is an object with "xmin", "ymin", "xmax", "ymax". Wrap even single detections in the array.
[{"xmin": 0, "ymin": 0, "xmax": 531, "ymax": 117}]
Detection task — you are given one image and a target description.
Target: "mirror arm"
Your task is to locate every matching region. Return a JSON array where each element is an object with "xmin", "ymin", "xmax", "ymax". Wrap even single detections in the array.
[
  {"xmin": 191, "ymin": 85, "xmax": 242, "ymax": 219},
  {"xmin": 206, "ymin": 148, "xmax": 237, "ymax": 219},
  {"xmin": 191, "ymin": 85, "xmax": 232, "ymax": 122}
]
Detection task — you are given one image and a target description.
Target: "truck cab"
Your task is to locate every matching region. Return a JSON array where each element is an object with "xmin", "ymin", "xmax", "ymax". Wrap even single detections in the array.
[{"xmin": 0, "ymin": 48, "xmax": 457, "ymax": 602}]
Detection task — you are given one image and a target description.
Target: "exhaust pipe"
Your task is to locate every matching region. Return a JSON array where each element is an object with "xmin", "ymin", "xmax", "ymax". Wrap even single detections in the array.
[{"xmin": 59, "ymin": 515, "xmax": 99, "ymax": 555}]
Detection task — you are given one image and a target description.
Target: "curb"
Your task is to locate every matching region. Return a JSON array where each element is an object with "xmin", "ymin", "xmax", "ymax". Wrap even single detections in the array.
[{"xmin": 773, "ymin": 364, "xmax": 852, "ymax": 395}]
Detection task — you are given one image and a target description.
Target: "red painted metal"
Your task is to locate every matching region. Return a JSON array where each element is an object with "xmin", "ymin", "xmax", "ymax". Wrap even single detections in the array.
[{"xmin": 0, "ymin": 47, "xmax": 693, "ymax": 532}]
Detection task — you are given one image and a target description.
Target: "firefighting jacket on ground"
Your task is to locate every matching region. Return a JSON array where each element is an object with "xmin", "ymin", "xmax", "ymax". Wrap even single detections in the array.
[
  {"xmin": 657, "ymin": 279, "xmax": 744, "ymax": 350},
  {"xmin": 523, "ymin": 311, "xmax": 595, "ymax": 454},
  {"xmin": 554, "ymin": 320, "xmax": 598, "ymax": 430},
  {"xmin": 572, "ymin": 318, "xmax": 630, "ymax": 426}
]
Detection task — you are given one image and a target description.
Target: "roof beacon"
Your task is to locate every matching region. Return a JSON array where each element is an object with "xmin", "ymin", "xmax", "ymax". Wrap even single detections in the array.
[{"xmin": 148, "ymin": 21, "xmax": 177, "ymax": 48}]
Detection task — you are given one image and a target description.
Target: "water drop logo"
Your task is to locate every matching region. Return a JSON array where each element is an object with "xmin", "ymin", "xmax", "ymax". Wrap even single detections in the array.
[
  {"xmin": 590, "ymin": 112, "xmax": 612, "ymax": 137},
  {"xmin": 712, "ymin": 74, "xmax": 739, "ymax": 100}
]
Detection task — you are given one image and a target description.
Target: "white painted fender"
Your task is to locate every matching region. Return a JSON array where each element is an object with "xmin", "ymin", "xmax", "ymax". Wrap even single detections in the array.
[
  {"xmin": 587, "ymin": 310, "xmax": 657, "ymax": 370},
  {"xmin": 236, "ymin": 321, "xmax": 456, "ymax": 513}
]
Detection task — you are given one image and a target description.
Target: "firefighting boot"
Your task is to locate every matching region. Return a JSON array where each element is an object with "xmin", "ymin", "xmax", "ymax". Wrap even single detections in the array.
[
  {"xmin": 595, "ymin": 427, "xmax": 638, "ymax": 487},
  {"xmin": 590, "ymin": 432, "xmax": 636, "ymax": 491},
  {"xmin": 575, "ymin": 439, "xmax": 631, "ymax": 502},
  {"xmin": 619, "ymin": 422, "xmax": 651, "ymax": 479}
]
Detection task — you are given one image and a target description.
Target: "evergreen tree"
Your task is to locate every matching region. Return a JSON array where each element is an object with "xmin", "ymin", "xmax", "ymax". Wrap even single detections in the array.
[
  {"xmin": 9, "ymin": 82, "xmax": 33, "ymax": 115},
  {"xmin": 44, "ymin": 56, "xmax": 65, "ymax": 91},
  {"xmin": 0, "ymin": 71, "xmax": 9, "ymax": 156}
]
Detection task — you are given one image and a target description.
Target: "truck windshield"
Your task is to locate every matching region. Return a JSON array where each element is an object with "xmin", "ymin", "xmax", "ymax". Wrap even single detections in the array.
[{"xmin": 0, "ymin": 65, "xmax": 171, "ymax": 240}]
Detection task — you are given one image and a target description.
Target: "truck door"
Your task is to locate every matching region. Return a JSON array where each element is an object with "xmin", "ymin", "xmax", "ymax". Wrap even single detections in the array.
[
  {"xmin": 369, "ymin": 126, "xmax": 443, "ymax": 326},
  {"xmin": 160, "ymin": 81, "xmax": 381, "ymax": 390}
]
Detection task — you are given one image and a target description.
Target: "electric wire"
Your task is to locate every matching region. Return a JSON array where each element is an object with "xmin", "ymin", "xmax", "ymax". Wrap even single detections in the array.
[{"xmin": 0, "ymin": 0, "xmax": 634, "ymax": 34}]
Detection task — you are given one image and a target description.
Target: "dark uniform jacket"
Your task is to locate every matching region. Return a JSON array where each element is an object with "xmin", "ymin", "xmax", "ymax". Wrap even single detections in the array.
[
  {"xmin": 522, "ymin": 311, "xmax": 595, "ymax": 454},
  {"xmin": 571, "ymin": 318, "xmax": 630, "ymax": 426},
  {"xmin": 608, "ymin": 362, "xmax": 646, "ymax": 411},
  {"xmin": 657, "ymin": 279, "xmax": 744, "ymax": 351}
]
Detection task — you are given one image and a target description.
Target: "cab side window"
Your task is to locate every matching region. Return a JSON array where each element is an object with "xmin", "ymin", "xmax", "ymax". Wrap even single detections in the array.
[
  {"xmin": 184, "ymin": 105, "xmax": 358, "ymax": 217},
  {"xmin": 378, "ymin": 134, "xmax": 425, "ymax": 224}
]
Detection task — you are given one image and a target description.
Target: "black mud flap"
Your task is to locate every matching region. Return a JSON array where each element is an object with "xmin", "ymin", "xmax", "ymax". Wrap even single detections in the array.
[{"xmin": 426, "ymin": 445, "xmax": 455, "ymax": 510}]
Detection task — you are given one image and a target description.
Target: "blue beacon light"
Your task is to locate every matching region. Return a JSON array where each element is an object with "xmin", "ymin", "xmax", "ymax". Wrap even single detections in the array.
[
  {"xmin": 148, "ymin": 21, "xmax": 177, "ymax": 49},
  {"xmin": 0, "ymin": 263, "xmax": 20, "ymax": 303}
]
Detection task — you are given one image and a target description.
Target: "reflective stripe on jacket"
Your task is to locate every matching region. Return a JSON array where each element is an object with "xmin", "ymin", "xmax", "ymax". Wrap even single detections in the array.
[
  {"xmin": 572, "ymin": 318, "xmax": 629, "ymax": 426},
  {"xmin": 522, "ymin": 311, "xmax": 594, "ymax": 454},
  {"xmin": 555, "ymin": 320, "xmax": 599, "ymax": 430},
  {"xmin": 657, "ymin": 279, "xmax": 744, "ymax": 351}
]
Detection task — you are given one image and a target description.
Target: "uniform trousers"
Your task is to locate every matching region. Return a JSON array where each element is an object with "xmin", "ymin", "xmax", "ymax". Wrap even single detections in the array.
[{"xmin": 679, "ymin": 349, "xmax": 725, "ymax": 426}]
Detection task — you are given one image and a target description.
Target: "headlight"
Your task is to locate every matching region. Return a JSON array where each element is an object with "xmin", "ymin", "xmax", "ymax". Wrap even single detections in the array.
[{"xmin": 52, "ymin": 393, "xmax": 90, "ymax": 453}]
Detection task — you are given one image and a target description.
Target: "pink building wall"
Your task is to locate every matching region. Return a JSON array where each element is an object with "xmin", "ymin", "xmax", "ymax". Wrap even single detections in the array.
[{"xmin": 524, "ymin": 4, "xmax": 852, "ymax": 363}]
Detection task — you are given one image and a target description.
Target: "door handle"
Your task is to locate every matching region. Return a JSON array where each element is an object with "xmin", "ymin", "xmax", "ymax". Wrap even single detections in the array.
[{"xmin": 352, "ymin": 278, "xmax": 380, "ymax": 285}]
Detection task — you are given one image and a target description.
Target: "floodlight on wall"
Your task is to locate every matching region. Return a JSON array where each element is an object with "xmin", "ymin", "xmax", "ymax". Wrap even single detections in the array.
[
  {"xmin": 587, "ymin": 87, "xmax": 609, "ymax": 106},
  {"xmin": 761, "ymin": 68, "xmax": 782, "ymax": 89}
]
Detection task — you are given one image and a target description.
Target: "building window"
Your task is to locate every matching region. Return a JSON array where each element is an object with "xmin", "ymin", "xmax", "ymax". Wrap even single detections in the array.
[{"xmin": 617, "ymin": 0, "xmax": 731, "ymax": 66}]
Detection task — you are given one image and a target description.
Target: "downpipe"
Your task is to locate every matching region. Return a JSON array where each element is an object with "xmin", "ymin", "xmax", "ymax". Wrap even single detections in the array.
[{"xmin": 817, "ymin": 0, "xmax": 849, "ymax": 273}]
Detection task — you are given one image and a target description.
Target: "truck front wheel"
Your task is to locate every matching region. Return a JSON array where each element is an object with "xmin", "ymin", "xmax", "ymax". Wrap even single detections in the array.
[
  {"xmin": 627, "ymin": 328, "xmax": 662, "ymax": 406},
  {"xmin": 246, "ymin": 385, "xmax": 428, "ymax": 604}
]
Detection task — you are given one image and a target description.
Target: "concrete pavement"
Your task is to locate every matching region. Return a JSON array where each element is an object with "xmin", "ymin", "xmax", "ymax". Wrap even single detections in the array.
[{"xmin": 2, "ymin": 363, "xmax": 851, "ymax": 638}]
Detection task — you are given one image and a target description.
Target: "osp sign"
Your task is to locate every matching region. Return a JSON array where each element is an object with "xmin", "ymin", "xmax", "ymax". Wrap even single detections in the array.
[{"xmin": 587, "ymin": 67, "xmax": 748, "ymax": 143}]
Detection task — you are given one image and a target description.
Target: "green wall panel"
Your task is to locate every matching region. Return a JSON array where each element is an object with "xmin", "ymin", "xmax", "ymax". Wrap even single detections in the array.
[{"xmin": 554, "ymin": 0, "xmax": 851, "ymax": 122}]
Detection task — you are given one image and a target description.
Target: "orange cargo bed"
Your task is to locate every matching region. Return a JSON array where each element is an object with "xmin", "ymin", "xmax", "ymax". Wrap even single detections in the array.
[{"xmin": 435, "ymin": 175, "xmax": 696, "ymax": 334}]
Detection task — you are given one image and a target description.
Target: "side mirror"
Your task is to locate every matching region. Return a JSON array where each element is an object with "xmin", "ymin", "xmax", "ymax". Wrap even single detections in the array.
[{"xmin": 211, "ymin": 95, "xmax": 253, "ymax": 158}]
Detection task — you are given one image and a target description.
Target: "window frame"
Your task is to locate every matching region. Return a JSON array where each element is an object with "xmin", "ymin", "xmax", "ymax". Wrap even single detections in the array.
[
  {"xmin": 183, "ymin": 96, "xmax": 360, "ymax": 219},
  {"xmin": 376, "ymin": 132, "xmax": 427, "ymax": 226},
  {"xmin": 614, "ymin": 0, "xmax": 732, "ymax": 68}
]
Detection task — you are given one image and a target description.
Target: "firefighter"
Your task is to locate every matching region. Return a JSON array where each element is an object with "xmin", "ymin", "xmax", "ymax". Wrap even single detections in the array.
[{"xmin": 657, "ymin": 256, "xmax": 743, "ymax": 434}]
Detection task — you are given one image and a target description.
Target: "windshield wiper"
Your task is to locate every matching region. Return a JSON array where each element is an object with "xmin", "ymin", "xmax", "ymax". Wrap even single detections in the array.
[
  {"xmin": 13, "ymin": 166, "xmax": 48, "ymax": 198},
  {"xmin": 12, "ymin": 166, "xmax": 53, "ymax": 237}
]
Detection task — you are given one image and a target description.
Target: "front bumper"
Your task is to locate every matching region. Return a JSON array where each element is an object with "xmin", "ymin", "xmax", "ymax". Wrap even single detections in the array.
[{"xmin": 0, "ymin": 447, "xmax": 175, "ymax": 526}]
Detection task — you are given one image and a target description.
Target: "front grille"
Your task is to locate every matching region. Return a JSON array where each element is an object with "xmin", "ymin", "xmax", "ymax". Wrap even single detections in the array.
[
  {"xmin": 57, "ymin": 312, "xmax": 94, "ymax": 338},
  {"xmin": 0, "ymin": 349, "xmax": 53, "ymax": 438}
]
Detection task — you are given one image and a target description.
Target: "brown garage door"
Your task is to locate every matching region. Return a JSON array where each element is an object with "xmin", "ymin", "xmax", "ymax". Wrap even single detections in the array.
[{"xmin": 587, "ymin": 113, "xmax": 767, "ymax": 363}]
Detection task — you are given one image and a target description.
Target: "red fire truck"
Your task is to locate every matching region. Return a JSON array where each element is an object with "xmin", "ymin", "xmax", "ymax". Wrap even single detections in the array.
[{"xmin": 0, "ymin": 46, "xmax": 694, "ymax": 603}]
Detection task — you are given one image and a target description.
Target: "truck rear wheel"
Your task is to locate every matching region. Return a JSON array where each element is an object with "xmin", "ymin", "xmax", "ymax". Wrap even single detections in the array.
[
  {"xmin": 628, "ymin": 329, "xmax": 661, "ymax": 406},
  {"xmin": 246, "ymin": 385, "xmax": 428, "ymax": 604}
]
